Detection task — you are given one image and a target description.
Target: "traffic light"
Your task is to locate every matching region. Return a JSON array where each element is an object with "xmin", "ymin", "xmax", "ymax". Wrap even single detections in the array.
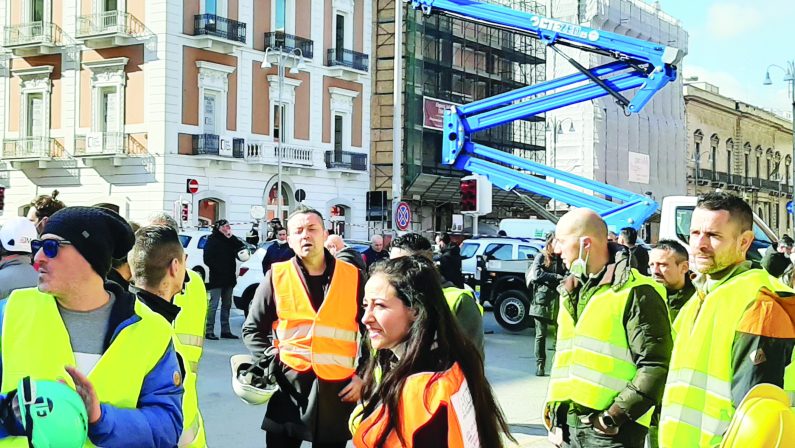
[
  {"xmin": 460, "ymin": 179, "xmax": 478, "ymax": 212},
  {"xmin": 459, "ymin": 175, "xmax": 493, "ymax": 215},
  {"xmin": 180, "ymin": 202, "xmax": 189, "ymax": 222},
  {"xmin": 0, "ymin": 187, "xmax": 5, "ymax": 212}
]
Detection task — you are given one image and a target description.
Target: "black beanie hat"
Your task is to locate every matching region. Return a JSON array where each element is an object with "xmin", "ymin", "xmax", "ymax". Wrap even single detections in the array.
[{"xmin": 42, "ymin": 206, "xmax": 135, "ymax": 278}]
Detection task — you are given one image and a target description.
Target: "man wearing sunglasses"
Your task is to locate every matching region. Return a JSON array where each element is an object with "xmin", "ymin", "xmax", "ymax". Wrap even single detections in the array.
[{"xmin": 0, "ymin": 206, "xmax": 184, "ymax": 447}]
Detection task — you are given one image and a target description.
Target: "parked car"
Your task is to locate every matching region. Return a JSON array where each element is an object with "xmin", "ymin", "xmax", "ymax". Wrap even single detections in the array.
[
  {"xmin": 233, "ymin": 239, "xmax": 368, "ymax": 316},
  {"xmin": 179, "ymin": 229, "xmax": 253, "ymax": 284}
]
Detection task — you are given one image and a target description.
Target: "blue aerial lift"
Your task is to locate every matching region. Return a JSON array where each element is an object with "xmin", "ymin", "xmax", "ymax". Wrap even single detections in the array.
[{"xmin": 406, "ymin": 0, "xmax": 684, "ymax": 230}]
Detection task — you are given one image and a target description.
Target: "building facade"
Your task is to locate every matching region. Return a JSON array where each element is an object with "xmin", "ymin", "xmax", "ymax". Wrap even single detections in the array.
[
  {"xmin": 371, "ymin": 0, "xmax": 547, "ymax": 234},
  {"xmin": 685, "ymin": 83, "xmax": 794, "ymax": 236},
  {"xmin": 545, "ymin": 0, "xmax": 688, "ymax": 239},
  {"xmin": 0, "ymin": 0, "xmax": 371, "ymax": 239}
]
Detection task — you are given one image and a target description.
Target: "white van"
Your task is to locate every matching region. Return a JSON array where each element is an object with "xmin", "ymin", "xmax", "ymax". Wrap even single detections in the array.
[
  {"xmin": 498, "ymin": 218, "xmax": 556, "ymax": 239},
  {"xmin": 659, "ymin": 196, "xmax": 776, "ymax": 261}
]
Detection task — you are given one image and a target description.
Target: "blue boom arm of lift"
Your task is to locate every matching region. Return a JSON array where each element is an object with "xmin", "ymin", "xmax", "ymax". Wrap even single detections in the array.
[{"xmin": 406, "ymin": 0, "xmax": 684, "ymax": 229}]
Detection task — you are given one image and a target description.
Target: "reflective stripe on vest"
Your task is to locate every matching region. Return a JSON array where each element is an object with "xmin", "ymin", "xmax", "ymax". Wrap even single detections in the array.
[
  {"xmin": 0, "ymin": 288, "xmax": 173, "ymax": 448},
  {"xmin": 272, "ymin": 259, "xmax": 360, "ymax": 381},
  {"xmin": 443, "ymin": 287, "xmax": 484, "ymax": 316},
  {"xmin": 353, "ymin": 363, "xmax": 476, "ymax": 448},
  {"xmin": 660, "ymin": 269, "xmax": 795, "ymax": 448},
  {"xmin": 545, "ymin": 270, "xmax": 664, "ymax": 428},
  {"xmin": 172, "ymin": 270, "xmax": 208, "ymax": 448}
]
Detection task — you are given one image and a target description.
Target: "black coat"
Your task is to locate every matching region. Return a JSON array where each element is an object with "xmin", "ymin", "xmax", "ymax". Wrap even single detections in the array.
[
  {"xmin": 203, "ymin": 229, "xmax": 245, "ymax": 289},
  {"xmin": 526, "ymin": 252, "xmax": 565, "ymax": 322},
  {"xmin": 438, "ymin": 245, "xmax": 465, "ymax": 288}
]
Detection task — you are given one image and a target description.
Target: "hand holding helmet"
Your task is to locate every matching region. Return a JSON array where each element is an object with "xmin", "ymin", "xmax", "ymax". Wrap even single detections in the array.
[
  {"xmin": 0, "ymin": 376, "xmax": 89, "ymax": 448},
  {"xmin": 230, "ymin": 347, "xmax": 280, "ymax": 405}
]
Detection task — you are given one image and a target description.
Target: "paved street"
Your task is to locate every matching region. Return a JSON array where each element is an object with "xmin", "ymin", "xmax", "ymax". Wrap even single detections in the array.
[{"xmin": 199, "ymin": 309, "xmax": 554, "ymax": 447}]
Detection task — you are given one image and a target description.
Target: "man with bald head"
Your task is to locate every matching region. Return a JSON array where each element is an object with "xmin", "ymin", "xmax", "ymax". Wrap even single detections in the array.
[
  {"xmin": 544, "ymin": 208, "xmax": 672, "ymax": 448},
  {"xmin": 361, "ymin": 234, "xmax": 388, "ymax": 270}
]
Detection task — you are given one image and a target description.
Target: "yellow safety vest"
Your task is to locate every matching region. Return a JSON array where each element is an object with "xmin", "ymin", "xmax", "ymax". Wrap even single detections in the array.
[
  {"xmin": 172, "ymin": 270, "xmax": 208, "ymax": 447},
  {"xmin": 442, "ymin": 287, "xmax": 484, "ymax": 316},
  {"xmin": 0, "ymin": 288, "xmax": 173, "ymax": 447},
  {"xmin": 659, "ymin": 269, "xmax": 795, "ymax": 448},
  {"xmin": 546, "ymin": 269, "xmax": 664, "ymax": 427}
]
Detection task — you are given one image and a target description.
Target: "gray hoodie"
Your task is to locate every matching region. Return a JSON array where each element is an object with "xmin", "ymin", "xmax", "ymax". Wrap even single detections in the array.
[{"xmin": 0, "ymin": 256, "xmax": 38, "ymax": 299}]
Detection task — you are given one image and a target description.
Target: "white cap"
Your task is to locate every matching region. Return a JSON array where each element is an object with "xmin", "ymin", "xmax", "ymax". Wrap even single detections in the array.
[{"xmin": 0, "ymin": 217, "xmax": 38, "ymax": 253}]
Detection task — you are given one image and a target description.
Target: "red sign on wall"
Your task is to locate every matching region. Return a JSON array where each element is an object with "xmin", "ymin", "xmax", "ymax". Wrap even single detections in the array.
[{"xmin": 422, "ymin": 97, "xmax": 459, "ymax": 131}]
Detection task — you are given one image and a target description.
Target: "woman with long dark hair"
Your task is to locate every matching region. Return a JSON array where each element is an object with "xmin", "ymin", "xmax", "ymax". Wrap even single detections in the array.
[
  {"xmin": 353, "ymin": 256, "xmax": 513, "ymax": 447},
  {"xmin": 526, "ymin": 231, "xmax": 566, "ymax": 376}
]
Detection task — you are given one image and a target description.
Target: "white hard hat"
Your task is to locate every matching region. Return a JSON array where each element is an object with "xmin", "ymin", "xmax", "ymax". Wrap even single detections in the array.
[
  {"xmin": 237, "ymin": 249, "xmax": 251, "ymax": 262},
  {"xmin": 230, "ymin": 353, "xmax": 279, "ymax": 405},
  {"xmin": 0, "ymin": 217, "xmax": 38, "ymax": 253}
]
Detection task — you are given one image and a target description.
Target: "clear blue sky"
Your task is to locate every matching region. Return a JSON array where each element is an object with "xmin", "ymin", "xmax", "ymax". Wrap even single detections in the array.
[{"xmin": 660, "ymin": 0, "xmax": 794, "ymax": 118}]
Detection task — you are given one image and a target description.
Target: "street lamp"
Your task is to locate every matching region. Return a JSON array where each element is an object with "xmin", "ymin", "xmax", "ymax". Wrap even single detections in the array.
[
  {"xmin": 763, "ymin": 60, "xmax": 795, "ymax": 232},
  {"xmin": 262, "ymin": 46, "xmax": 304, "ymax": 223},
  {"xmin": 546, "ymin": 116, "xmax": 576, "ymax": 214}
]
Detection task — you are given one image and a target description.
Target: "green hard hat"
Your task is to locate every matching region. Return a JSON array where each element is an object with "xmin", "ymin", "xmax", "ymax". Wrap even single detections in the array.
[{"xmin": 18, "ymin": 377, "xmax": 88, "ymax": 448}]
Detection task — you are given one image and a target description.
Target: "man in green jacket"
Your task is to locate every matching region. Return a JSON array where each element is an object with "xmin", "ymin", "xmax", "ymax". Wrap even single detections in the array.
[
  {"xmin": 389, "ymin": 233, "xmax": 484, "ymax": 358},
  {"xmin": 545, "ymin": 209, "xmax": 672, "ymax": 448},
  {"xmin": 648, "ymin": 239, "xmax": 694, "ymax": 322}
]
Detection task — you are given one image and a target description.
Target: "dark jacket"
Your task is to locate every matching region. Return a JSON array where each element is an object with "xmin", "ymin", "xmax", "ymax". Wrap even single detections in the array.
[
  {"xmin": 526, "ymin": 252, "xmax": 566, "ymax": 322},
  {"xmin": 628, "ymin": 245, "xmax": 650, "ymax": 276},
  {"xmin": 335, "ymin": 246, "xmax": 367, "ymax": 279},
  {"xmin": 261, "ymin": 241, "xmax": 295, "ymax": 273},
  {"xmin": 242, "ymin": 251, "xmax": 366, "ymax": 443},
  {"xmin": 203, "ymin": 229, "xmax": 244, "ymax": 289},
  {"xmin": 551, "ymin": 243, "xmax": 672, "ymax": 428},
  {"xmin": 438, "ymin": 245, "xmax": 465, "ymax": 289},
  {"xmin": 761, "ymin": 249, "xmax": 793, "ymax": 279},
  {"xmin": 107, "ymin": 268, "xmax": 131, "ymax": 292},
  {"xmin": 361, "ymin": 247, "xmax": 388, "ymax": 270},
  {"xmin": 665, "ymin": 274, "xmax": 695, "ymax": 323}
]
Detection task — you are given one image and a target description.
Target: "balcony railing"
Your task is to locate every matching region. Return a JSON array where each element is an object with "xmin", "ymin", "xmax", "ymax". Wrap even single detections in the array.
[
  {"xmin": 264, "ymin": 32, "xmax": 314, "ymax": 59},
  {"xmin": 74, "ymin": 132, "xmax": 147, "ymax": 157},
  {"xmin": 76, "ymin": 11, "xmax": 147, "ymax": 38},
  {"xmin": 192, "ymin": 134, "xmax": 220, "ymax": 155},
  {"xmin": 2, "ymin": 137, "xmax": 65, "ymax": 160},
  {"xmin": 245, "ymin": 141, "xmax": 316, "ymax": 166},
  {"xmin": 4, "ymin": 22, "xmax": 63, "ymax": 47},
  {"xmin": 325, "ymin": 150, "xmax": 367, "ymax": 171},
  {"xmin": 194, "ymin": 14, "xmax": 246, "ymax": 43},
  {"xmin": 326, "ymin": 48, "xmax": 369, "ymax": 72}
]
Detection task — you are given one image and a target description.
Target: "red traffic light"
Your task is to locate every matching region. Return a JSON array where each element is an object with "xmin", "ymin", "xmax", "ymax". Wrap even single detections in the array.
[
  {"xmin": 460, "ymin": 179, "xmax": 478, "ymax": 212},
  {"xmin": 180, "ymin": 203, "xmax": 189, "ymax": 222}
]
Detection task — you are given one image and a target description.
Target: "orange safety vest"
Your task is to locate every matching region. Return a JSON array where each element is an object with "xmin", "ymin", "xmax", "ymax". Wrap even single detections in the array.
[
  {"xmin": 272, "ymin": 259, "xmax": 359, "ymax": 381},
  {"xmin": 353, "ymin": 362, "xmax": 479, "ymax": 448}
]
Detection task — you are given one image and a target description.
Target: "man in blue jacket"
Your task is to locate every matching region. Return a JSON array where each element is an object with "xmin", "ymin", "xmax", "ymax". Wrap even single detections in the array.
[{"xmin": 0, "ymin": 206, "xmax": 183, "ymax": 447}]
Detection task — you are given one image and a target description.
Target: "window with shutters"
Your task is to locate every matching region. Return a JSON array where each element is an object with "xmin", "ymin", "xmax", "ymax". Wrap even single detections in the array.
[{"xmin": 13, "ymin": 65, "xmax": 53, "ymax": 140}]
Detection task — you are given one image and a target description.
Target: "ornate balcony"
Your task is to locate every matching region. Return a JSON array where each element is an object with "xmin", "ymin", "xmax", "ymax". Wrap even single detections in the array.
[
  {"xmin": 324, "ymin": 150, "xmax": 367, "ymax": 171},
  {"xmin": 264, "ymin": 32, "xmax": 313, "ymax": 59},
  {"xmin": 192, "ymin": 14, "xmax": 246, "ymax": 54},
  {"xmin": 2, "ymin": 137, "xmax": 68, "ymax": 168},
  {"xmin": 74, "ymin": 132, "xmax": 147, "ymax": 165},
  {"xmin": 245, "ymin": 141, "xmax": 318, "ymax": 167},
  {"xmin": 3, "ymin": 22, "xmax": 64, "ymax": 56},
  {"xmin": 325, "ymin": 48, "xmax": 369, "ymax": 81},
  {"xmin": 76, "ymin": 11, "xmax": 147, "ymax": 49}
]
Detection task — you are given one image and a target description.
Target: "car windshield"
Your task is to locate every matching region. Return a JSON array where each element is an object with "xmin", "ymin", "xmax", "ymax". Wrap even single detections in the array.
[{"xmin": 460, "ymin": 242, "xmax": 478, "ymax": 259}]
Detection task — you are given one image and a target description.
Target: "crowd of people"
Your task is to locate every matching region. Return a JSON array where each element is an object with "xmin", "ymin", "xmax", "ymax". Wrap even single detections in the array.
[{"xmin": 0, "ymin": 190, "xmax": 794, "ymax": 447}]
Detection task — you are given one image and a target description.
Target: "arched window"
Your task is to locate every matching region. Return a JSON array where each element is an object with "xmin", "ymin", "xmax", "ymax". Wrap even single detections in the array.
[
  {"xmin": 710, "ymin": 134, "xmax": 719, "ymax": 174},
  {"xmin": 726, "ymin": 139, "xmax": 734, "ymax": 176},
  {"xmin": 766, "ymin": 148, "xmax": 774, "ymax": 179},
  {"xmin": 198, "ymin": 198, "xmax": 223, "ymax": 226},
  {"xmin": 693, "ymin": 130, "xmax": 704, "ymax": 163},
  {"xmin": 755, "ymin": 146, "xmax": 763, "ymax": 180}
]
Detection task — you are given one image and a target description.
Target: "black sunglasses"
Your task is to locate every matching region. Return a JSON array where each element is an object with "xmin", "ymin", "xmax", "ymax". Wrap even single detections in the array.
[{"xmin": 31, "ymin": 239, "xmax": 73, "ymax": 258}]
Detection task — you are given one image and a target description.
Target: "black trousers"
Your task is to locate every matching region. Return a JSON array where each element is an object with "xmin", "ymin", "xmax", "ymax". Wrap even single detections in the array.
[{"xmin": 265, "ymin": 431, "xmax": 347, "ymax": 448}]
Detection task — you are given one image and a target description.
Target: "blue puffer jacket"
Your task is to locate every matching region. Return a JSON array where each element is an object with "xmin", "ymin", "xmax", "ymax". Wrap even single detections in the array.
[{"xmin": 0, "ymin": 282, "xmax": 184, "ymax": 448}]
